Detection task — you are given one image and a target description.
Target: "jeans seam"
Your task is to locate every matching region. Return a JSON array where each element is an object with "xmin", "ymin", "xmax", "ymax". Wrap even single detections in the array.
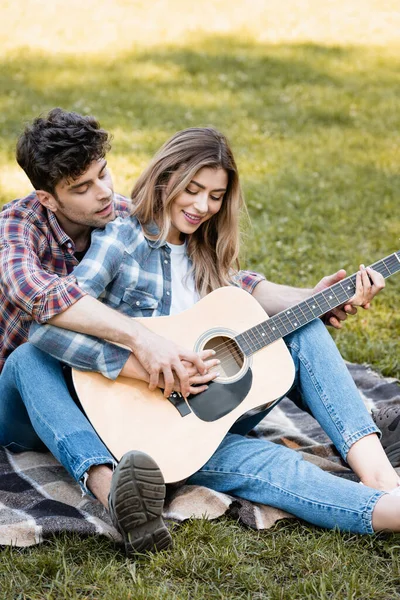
[
  {"xmin": 342, "ymin": 425, "xmax": 382, "ymax": 457},
  {"xmin": 361, "ymin": 490, "xmax": 385, "ymax": 534}
]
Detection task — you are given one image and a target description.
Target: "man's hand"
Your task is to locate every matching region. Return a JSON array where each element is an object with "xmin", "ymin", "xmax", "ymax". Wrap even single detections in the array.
[
  {"xmin": 158, "ymin": 352, "xmax": 220, "ymax": 397},
  {"xmin": 313, "ymin": 265, "xmax": 385, "ymax": 329},
  {"xmin": 130, "ymin": 328, "xmax": 213, "ymax": 399},
  {"xmin": 121, "ymin": 347, "xmax": 220, "ymax": 398},
  {"xmin": 49, "ymin": 295, "xmax": 214, "ymax": 398}
]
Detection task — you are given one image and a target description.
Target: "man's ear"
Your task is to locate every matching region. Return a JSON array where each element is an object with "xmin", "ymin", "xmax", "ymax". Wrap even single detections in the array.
[{"xmin": 36, "ymin": 190, "xmax": 58, "ymax": 212}]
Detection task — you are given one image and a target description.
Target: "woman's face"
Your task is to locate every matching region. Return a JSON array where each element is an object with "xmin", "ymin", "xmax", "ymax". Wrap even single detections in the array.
[{"xmin": 167, "ymin": 166, "xmax": 228, "ymax": 245}]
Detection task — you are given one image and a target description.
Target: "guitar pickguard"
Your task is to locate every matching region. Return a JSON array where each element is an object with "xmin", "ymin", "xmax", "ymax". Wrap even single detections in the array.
[
  {"xmin": 186, "ymin": 368, "xmax": 253, "ymax": 422},
  {"xmin": 167, "ymin": 392, "xmax": 191, "ymax": 416}
]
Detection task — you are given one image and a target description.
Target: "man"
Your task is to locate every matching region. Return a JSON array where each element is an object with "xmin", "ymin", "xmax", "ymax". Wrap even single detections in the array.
[
  {"xmin": 0, "ymin": 108, "xmax": 210, "ymax": 396},
  {"xmin": 0, "ymin": 108, "xmax": 385, "ymax": 556},
  {"xmin": 0, "ymin": 108, "xmax": 218, "ymax": 555}
]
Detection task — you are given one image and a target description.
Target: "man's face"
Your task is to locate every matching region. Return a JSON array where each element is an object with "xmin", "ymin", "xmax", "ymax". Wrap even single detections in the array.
[{"xmin": 50, "ymin": 159, "xmax": 116, "ymax": 229}]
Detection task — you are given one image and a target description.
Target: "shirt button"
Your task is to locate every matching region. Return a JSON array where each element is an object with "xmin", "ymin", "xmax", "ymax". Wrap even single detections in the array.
[
  {"xmin": 166, "ymin": 291, "xmax": 170, "ymax": 296},
  {"xmin": 136, "ymin": 301, "xmax": 140, "ymax": 306}
]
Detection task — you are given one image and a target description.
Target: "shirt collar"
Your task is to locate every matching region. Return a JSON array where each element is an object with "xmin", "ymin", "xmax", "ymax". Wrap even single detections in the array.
[
  {"xmin": 46, "ymin": 208, "xmax": 75, "ymax": 250},
  {"xmin": 145, "ymin": 221, "xmax": 167, "ymax": 249},
  {"xmin": 144, "ymin": 221, "xmax": 187, "ymax": 252}
]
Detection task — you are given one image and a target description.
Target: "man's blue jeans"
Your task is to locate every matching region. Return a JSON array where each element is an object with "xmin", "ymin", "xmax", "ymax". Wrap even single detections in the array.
[
  {"xmin": 0, "ymin": 319, "xmax": 383, "ymax": 532},
  {"xmin": 0, "ymin": 344, "xmax": 116, "ymax": 491}
]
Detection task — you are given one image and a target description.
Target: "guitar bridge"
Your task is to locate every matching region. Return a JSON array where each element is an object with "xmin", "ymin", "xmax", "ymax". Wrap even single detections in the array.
[{"xmin": 167, "ymin": 391, "xmax": 191, "ymax": 417}]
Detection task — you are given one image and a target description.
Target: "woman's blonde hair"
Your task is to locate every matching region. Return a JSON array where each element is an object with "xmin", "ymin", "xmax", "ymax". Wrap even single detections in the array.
[{"xmin": 131, "ymin": 127, "xmax": 243, "ymax": 297}]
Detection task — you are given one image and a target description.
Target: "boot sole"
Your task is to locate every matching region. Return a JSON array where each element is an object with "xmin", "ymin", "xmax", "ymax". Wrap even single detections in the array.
[{"xmin": 109, "ymin": 451, "xmax": 172, "ymax": 555}]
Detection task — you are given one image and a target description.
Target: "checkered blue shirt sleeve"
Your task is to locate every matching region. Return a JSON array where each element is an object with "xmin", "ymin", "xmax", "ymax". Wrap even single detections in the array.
[{"xmin": 29, "ymin": 321, "xmax": 130, "ymax": 380}]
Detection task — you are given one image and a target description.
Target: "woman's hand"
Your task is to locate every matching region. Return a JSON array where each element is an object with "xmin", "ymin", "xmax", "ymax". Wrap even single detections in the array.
[
  {"xmin": 314, "ymin": 265, "xmax": 385, "ymax": 329},
  {"xmin": 158, "ymin": 350, "xmax": 220, "ymax": 396},
  {"xmin": 350, "ymin": 264, "xmax": 385, "ymax": 308}
]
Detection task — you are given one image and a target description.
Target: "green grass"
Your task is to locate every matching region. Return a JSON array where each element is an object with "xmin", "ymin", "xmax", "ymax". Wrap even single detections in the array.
[
  {"xmin": 3, "ymin": 522, "xmax": 400, "ymax": 600},
  {"xmin": 1, "ymin": 2, "xmax": 400, "ymax": 598}
]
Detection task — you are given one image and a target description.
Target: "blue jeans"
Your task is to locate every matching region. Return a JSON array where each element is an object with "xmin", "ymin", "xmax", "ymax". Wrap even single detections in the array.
[
  {"xmin": 0, "ymin": 344, "xmax": 116, "ymax": 492},
  {"xmin": 188, "ymin": 319, "xmax": 383, "ymax": 534},
  {"xmin": 0, "ymin": 320, "xmax": 383, "ymax": 532}
]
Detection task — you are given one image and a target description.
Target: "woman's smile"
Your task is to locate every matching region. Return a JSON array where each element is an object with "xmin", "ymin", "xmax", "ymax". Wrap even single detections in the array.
[
  {"xmin": 182, "ymin": 210, "xmax": 203, "ymax": 225},
  {"xmin": 167, "ymin": 166, "xmax": 228, "ymax": 244}
]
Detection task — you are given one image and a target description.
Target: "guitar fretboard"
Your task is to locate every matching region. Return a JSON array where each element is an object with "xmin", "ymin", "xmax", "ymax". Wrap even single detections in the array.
[{"xmin": 236, "ymin": 251, "xmax": 400, "ymax": 357}]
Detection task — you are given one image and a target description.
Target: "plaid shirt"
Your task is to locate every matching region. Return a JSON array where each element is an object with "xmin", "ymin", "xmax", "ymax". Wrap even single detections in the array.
[
  {"xmin": 30, "ymin": 216, "xmax": 265, "ymax": 379},
  {"xmin": 0, "ymin": 192, "xmax": 131, "ymax": 373}
]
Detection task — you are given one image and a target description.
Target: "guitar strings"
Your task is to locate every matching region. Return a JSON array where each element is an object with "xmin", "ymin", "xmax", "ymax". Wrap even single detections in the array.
[
  {"xmin": 200, "ymin": 292, "xmax": 343, "ymax": 362},
  {"xmin": 202, "ymin": 324, "xmax": 282, "ymax": 367},
  {"xmin": 192, "ymin": 254, "xmax": 400, "ymax": 378},
  {"xmin": 199, "ymin": 321, "xmax": 279, "ymax": 365},
  {"xmin": 203, "ymin": 260, "xmax": 399, "ymax": 361}
]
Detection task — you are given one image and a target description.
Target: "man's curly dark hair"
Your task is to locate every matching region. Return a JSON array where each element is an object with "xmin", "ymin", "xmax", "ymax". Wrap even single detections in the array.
[{"xmin": 16, "ymin": 108, "xmax": 112, "ymax": 194}]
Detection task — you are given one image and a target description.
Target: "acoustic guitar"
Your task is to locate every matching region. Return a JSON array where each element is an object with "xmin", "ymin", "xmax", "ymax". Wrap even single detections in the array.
[{"xmin": 72, "ymin": 251, "xmax": 400, "ymax": 483}]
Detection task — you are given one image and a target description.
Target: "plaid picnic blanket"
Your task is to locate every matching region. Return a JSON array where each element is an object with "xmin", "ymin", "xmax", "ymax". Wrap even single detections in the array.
[{"xmin": 1, "ymin": 364, "xmax": 399, "ymax": 547}]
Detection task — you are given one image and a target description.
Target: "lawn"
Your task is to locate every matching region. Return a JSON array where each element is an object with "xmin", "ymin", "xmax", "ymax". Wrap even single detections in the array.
[{"xmin": 1, "ymin": 1, "xmax": 400, "ymax": 598}]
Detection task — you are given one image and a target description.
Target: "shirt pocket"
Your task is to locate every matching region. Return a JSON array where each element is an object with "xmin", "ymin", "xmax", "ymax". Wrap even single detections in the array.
[{"xmin": 121, "ymin": 288, "xmax": 159, "ymax": 317}]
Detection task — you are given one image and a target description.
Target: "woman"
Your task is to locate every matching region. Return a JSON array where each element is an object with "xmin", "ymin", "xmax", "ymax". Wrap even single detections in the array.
[{"xmin": 23, "ymin": 127, "xmax": 400, "ymax": 548}]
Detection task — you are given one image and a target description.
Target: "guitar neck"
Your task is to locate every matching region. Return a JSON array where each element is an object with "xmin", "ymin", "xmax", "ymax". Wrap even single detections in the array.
[{"xmin": 236, "ymin": 251, "xmax": 400, "ymax": 357}]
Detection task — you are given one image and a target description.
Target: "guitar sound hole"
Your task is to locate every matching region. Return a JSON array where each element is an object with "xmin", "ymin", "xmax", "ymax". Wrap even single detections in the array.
[{"xmin": 203, "ymin": 336, "xmax": 244, "ymax": 378}]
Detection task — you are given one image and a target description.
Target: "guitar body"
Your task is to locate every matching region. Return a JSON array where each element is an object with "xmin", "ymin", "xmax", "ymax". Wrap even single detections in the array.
[{"xmin": 72, "ymin": 286, "xmax": 295, "ymax": 483}]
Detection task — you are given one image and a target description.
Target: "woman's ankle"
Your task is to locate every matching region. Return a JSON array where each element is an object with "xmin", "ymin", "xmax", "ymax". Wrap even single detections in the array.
[{"xmin": 360, "ymin": 473, "xmax": 400, "ymax": 492}]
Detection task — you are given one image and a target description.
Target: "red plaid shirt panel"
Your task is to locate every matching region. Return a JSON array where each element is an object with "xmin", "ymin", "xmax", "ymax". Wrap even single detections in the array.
[{"xmin": 0, "ymin": 192, "xmax": 131, "ymax": 373}]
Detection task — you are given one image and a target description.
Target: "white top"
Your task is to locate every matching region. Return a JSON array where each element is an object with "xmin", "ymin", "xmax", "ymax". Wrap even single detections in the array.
[{"xmin": 166, "ymin": 242, "xmax": 200, "ymax": 315}]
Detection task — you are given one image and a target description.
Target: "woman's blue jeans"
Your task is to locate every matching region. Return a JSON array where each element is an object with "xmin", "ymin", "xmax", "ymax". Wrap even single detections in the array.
[{"xmin": 0, "ymin": 319, "xmax": 383, "ymax": 532}]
